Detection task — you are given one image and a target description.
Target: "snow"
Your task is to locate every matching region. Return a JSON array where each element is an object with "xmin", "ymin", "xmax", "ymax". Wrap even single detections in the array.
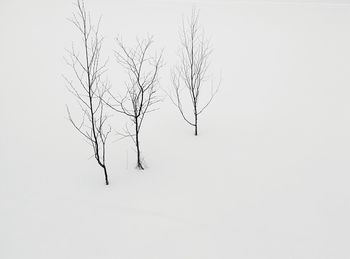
[{"xmin": 1, "ymin": 0, "xmax": 350, "ymax": 258}]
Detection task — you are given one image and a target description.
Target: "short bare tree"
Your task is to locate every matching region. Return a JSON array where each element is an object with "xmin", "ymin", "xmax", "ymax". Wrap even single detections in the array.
[
  {"xmin": 170, "ymin": 8, "xmax": 219, "ymax": 136},
  {"xmin": 105, "ymin": 36, "xmax": 163, "ymax": 170},
  {"xmin": 64, "ymin": 0, "xmax": 111, "ymax": 185}
]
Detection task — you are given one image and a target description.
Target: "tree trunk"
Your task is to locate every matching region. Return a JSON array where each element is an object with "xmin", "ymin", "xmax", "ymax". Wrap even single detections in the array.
[
  {"xmin": 135, "ymin": 118, "xmax": 144, "ymax": 170},
  {"xmin": 102, "ymin": 165, "xmax": 109, "ymax": 185},
  {"xmin": 136, "ymin": 134, "xmax": 144, "ymax": 170},
  {"xmin": 194, "ymin": 112, "xmax": 198, "ymax": 136}
]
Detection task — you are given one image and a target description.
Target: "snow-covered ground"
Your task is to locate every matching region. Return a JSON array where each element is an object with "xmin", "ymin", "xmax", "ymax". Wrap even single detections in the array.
[{"xmin": 1, "ymin": 0, "xmax": 350, "ymax": 258}]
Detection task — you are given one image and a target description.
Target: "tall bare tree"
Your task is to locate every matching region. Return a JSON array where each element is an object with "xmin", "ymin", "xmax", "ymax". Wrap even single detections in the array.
[
  {"xmin": 64, "ymin": 0, "xmax": 111, "ymax": 185},
  {"xmin": 170, "ymin": 8, "xmax": 219, "ymax": 136},
  {"xmin": 104, "ymin": 36, "xmax": 162, "ymax": 170}
]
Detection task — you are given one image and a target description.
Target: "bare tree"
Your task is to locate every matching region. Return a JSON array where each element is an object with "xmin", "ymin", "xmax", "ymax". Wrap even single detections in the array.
[
  {"xmin": 170, "ymin": 8, "xmax": 219, "ymax": 136},
  {"xmin": 105, "ymin": 36, "xmax": 163, "ymax": 170},
  {"xmin": 64, "ymin": 0, "xmax": 111, "ymax": 185}
]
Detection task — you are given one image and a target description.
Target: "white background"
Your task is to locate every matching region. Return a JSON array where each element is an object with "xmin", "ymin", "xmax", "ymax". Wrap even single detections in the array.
[{"xmin": 1, "ymin": 0, "xmax": 350, "ymax": 258}]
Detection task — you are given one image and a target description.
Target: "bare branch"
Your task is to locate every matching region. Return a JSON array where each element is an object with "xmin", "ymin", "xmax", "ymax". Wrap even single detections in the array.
[
  {"xmin": 64, "ymin": 0, "xmax": 110, "ymax": 185},
  {"xmin": 105, "ymin": 36, "xmax": 163, "ymax": 170},
  {"xmin": 170, "ymin": 7, "xmax": 219, "ymax": 135}
]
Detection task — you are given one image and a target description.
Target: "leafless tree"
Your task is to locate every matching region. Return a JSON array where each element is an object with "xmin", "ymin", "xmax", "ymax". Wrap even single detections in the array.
[
  {"xmin": 64, "ymin": 0, "xmax": 111, "ymax": 185},
  {"xmin": 105, "ymin": 36, "xmax": 163, "ymax": 170},
  {"xmin": 170, "ymin": 8, "xmax": 219, "ymax": 136}
]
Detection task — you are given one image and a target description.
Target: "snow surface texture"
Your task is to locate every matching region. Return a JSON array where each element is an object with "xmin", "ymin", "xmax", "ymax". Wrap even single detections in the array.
[{"xmin": 1, "ymin": 0, "xmax": 350, "ymax": 258}]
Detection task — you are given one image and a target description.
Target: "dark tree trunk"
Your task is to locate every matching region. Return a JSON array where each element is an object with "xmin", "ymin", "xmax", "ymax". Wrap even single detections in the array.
[
  {"xmin": 136, "ymin": 134, "xmax": 144, "ymax": 170},
  {"xmin": 194, "ymin": 112, "xmax": 198, "ymax": 136},
  {"xmin": 102, "ymin": 165, "xmax": 109, "ymax": 185},
  {"xmin": 135, "ymin": 118, "xmax": 144, "ymax": 170}
]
